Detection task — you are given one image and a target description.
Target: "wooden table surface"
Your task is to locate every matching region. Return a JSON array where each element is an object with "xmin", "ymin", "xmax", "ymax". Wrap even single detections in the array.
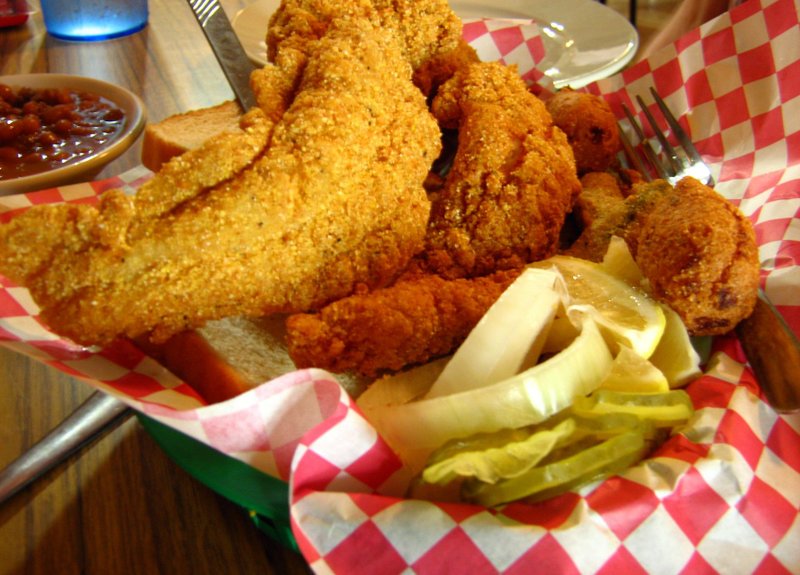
[{"xmin": 0, "ymin": 2, "xmax": 312, "ymax": 573}]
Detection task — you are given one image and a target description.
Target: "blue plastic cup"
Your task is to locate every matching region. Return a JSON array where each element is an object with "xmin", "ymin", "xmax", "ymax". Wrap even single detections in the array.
[{"xmin": 40, "ymin": 0, "xmax": 149, "ymax": 42}]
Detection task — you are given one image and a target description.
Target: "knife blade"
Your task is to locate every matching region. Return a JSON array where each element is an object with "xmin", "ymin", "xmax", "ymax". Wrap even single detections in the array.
[{"xmin": 186, "ymin": 0, "xmax": 256, "ymax": 110}]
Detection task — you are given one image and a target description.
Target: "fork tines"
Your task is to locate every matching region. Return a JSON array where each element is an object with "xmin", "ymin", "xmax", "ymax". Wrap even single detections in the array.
[{"xmin": 618, "ymin": 88, "xmax": 714, "ymax": 187}]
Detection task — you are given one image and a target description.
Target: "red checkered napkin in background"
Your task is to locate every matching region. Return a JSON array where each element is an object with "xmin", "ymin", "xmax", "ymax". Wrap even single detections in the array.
[
  {"xmin": 0, "ymin": 1, "xmax": 799, "ymax": 573},
  {"xmin": 462, "ymin": 18, "xmax": 547, "ymax": 86}
]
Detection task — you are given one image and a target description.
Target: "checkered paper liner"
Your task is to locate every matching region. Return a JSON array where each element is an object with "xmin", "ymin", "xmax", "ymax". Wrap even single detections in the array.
[
  {"xmin": 462, "ymin": 18, "xmax": 547, "ymax": 86},
  {"xmin": 0, "ymin": 1, "xmax": 799, "ymax": 572}
]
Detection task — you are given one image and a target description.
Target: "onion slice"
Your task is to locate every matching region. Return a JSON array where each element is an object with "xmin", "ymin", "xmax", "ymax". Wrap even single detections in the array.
[
  {"xmin": 364, "ymin": 318, "xmax": 613, "ymax": 470},
  {"xmin": 425, "ymin": 268, "xmax": 561, "ymax": 399}
]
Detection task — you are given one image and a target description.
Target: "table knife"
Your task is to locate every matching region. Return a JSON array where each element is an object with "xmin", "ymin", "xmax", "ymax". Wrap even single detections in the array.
[
  {"xmin": 0, "ymin": 391, "xmax": 131, "ymax": 504},
  {"xmin": 186, "ymin": 0, "xmax": 257, "ymax": 110}
]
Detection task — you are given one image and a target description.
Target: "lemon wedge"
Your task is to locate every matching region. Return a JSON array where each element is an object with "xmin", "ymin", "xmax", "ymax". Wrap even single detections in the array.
[
  {"xmin": 598, "ymin": 345, "xmax": 670, "ymax": 393},
  {"xmin": 531, "ymin": 255, "xmax": 666, "ymax": 359},
  {"xmin": 600, "ymin": 235, "xmax": 646, "ymax": 288},
  {"xmin": 649, "ymin": 304, "xmax": 703, "ymax": 387}
]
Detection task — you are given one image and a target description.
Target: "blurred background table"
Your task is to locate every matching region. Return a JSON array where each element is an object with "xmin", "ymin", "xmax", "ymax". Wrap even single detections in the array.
[{"xmin": 0, "ymin": 1, "xmax": 312, "ymax": 573}]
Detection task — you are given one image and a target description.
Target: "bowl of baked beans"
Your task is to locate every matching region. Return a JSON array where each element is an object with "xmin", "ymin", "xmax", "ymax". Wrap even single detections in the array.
[{"xmin": 0, "ymin": 74, "xmax": 145, "ymax": 195}]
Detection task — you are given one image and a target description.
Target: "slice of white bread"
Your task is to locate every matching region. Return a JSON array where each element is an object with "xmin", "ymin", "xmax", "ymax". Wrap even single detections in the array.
[
  {"xmin": 141, "ymin": 100, "xmax": 243, "ymax": 172},
  {"xmin": 140, "ymin": 315, "xmax": 314, "ymax": 404},
  {"xmin": 142, "ymin": 315, "xmax": 369, "ymax": 403}
]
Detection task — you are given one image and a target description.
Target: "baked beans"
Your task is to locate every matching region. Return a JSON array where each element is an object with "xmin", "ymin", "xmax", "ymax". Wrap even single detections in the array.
[{"xmin": 0, "ymin": 84, "xmax": 126, "ymax": 181}]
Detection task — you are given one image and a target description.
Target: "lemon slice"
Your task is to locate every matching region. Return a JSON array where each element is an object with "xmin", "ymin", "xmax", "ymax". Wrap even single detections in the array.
[
  {"xmin": 598, "ymin": 346, "xmax": 670, "ymax": 393},
  {"xmin": 531, "ymin": 255, "xmax": 666, "ymax": 359},
  {"xmin": 649, "ymin": 304, "xmax": 702, "ymax": 387},
  {"xmin": 600, "ymin": 236, "xmax": 646, "ymax": 288}
]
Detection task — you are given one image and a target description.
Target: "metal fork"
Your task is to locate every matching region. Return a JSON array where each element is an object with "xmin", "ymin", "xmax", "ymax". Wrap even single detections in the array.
[
  {"xmin": 620, "ymin": 88, "xmax": 800, "ymax": 413},
  {"xmin": 620, "ymin": 88, "xmax": 714, "ymax": 186}
]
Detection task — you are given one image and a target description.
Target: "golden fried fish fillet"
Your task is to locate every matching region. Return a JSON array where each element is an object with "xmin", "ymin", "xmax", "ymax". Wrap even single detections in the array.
[
  {"xmin": 417, "ymin": 61, "xmax": 581, "ymax": 279},
  {"xmin": 287, "ymin": 269, "xmax": 520, "ymax": 376},
  {"xmin": 0, "ymin": 19, "xmax": 441, "ymax": 346},
  {"xmin": 284, "ymin": 62, "xmax": 582, "ymax": 376},
  {"xmin": 266, "ymin": 0, "xmax": 463, "ymax": 73},
  {"xmin": 567, "ymin": 174, "xmax": 760, "ymax": 336}
]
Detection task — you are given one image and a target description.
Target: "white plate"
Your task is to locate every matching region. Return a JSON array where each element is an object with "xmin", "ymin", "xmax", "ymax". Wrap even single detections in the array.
[
  {"xmin": 232, "ymin": 0, "xmax": 638, "ymax": 89},
  {"xmin": 0, "ymin": 74, "xmax": 146, "ymax": 196}
]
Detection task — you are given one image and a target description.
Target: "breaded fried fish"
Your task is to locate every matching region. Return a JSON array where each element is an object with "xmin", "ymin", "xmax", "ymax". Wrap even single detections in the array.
[
  {"xmin": 285, "ymin": 62, "xmax": 582, "ymax": 376},
  {"xmin": 417, "ymin": 61, "xmax": 581, "ymax": 279},
  {"xmin": 266, "ymin": 0, "xmax": 463, "ymax": 73},
  {"xmin": 287, "ymin": 269, "xmax": 520, "ymax": 376},
  {"xmin": 0, "ymin": 19, "xmax": 441, "ymax": 346}
]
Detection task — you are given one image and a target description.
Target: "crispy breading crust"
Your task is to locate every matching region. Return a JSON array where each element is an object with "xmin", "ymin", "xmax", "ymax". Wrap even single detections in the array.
[
  {"xmin": 286, "ymin": 269, "xmax": 520, "ymax": 376},
  {"xmin": 285, "ymin": 62, "xmax": 583, "ymax": 377},
  {"xmin": 545, "ymin": 89, "xmax": 621, "ymax": 175},
  {"xmin": 418, "ymin": 62, "xmax": 581, "ymax": 278},
  {"xmin": 0, "ymin": 19, "xmax": 440, "ymax": 346},
  {"xmin": 412, "ymin": 38, "xmax": 480, "ymax": 96},
  {"xmin": 266, "ymin": 0, "xmax": 463, "ymax": 72},
  {"xmin": 631, "ymin": 177, "xmax": 760, "ymax": 335}
]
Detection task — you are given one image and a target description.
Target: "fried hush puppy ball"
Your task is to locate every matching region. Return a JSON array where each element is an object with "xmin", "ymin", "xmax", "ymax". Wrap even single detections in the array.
[
  {"xmin": 545, "ymin": 88, "xmax": 621, "ymax": 174},
  {"xmin": 567, "ymin": 174, "xmax": 760, "ymax": 336}
]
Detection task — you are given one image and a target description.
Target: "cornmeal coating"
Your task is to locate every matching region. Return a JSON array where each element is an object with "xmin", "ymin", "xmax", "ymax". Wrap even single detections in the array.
[
  {"xmin": 285, "ymin": 62, "xmax": 583, "ymax": 376},
  {"xmin": 418, "ymin": 62, "xmax": 581, "ymax": 278},
  {"xmin": 631, "ymin": 177, "xmax": 760, "ymax": 335},
  {"xmin": 0, "ymin": 20, "xmax": 440, "ymax": 346},
  {"xmin": 266, "ymin": 0, "xmax": 463, "ymax": 72},
  {"xmin": 412, "ymin": 38, "xmax": 480, "ymax": 96},
  {"xmin": 286, "ymin": 270, "xmax": 520, "ymax": 376},
  {"xmin": 545, "ymin": 89, "xmax": 621, "ymax": 175}
]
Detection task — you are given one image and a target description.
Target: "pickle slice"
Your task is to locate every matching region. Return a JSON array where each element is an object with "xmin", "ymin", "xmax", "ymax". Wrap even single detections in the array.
[
  {"xmin": 421, "ymin": 412, "xmax": 652, "ymax": 487},
  {"xmin": 464, "ymin": 430, "xmax": 649, "ymax": 507},
  {"xmin": 422, "ymin": 418, "xmax": 577, "ymax": 485},
  {"xmin": 571, "ymin": 389, "xmax": 694, "ymax": 427}
]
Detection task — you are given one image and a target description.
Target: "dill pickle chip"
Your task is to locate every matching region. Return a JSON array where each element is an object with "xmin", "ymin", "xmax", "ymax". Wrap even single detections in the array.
[
  {"xmin": 422, "ymin": 412, "xmax": 651, "ymax": 487},
  {"xmin": 567, "ymin": 411, "xmax": 655, "ymax": 440},
  {"xmin": 572, "ymin": 389, "xmax": 694, "ymax": 427},
  {"xmin": 422, "ymin": 418, "xmax": 577, "ymax": 485},
  {"xmin": 464, "ymin": 430, "xmax": 649, "ymax": 507}
]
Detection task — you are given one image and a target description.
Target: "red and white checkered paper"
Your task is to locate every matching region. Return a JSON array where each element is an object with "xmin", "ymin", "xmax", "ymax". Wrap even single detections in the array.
[{"xmin": 1, "ymin": 1, "xmax": 799, "ymax": 572}]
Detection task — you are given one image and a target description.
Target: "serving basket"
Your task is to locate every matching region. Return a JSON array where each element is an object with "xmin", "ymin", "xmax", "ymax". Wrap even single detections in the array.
[{"xmin": 1, "ymin": 1, "xmax": 799, "ymax": 572}]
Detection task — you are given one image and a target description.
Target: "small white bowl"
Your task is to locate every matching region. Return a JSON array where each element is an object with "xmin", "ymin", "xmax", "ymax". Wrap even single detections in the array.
[{"xmin": 0, "ymin": 73, "xmax": 146, "ymax": 196}]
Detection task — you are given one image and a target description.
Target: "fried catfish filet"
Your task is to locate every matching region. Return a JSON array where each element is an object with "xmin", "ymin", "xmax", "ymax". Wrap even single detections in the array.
[
  {"xmin": 0, "ymin": 19, "xmax": 441, "ymax": 346},
  {"xmin": 416, "ymin": 61, "xmax": 581, "ymax": 279},
  {"xmin": 267, "ymin": 0, "xmax": 462, "ymax": 74},
  {"xmin": 287, "ymin": 269, "xmax": 520, "ymax": 376},
  {"xmin": 568, "ymin": 173, "xmax": 760, "ymax": 335},
  {"xmin": 285, "ymin": 62, "xmax": 582, "ymax": 376}
]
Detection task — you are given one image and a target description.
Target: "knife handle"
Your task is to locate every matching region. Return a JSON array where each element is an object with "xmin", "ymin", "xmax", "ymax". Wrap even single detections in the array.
[
  {"xmin": 735, "ymin": 290, "xmax": 800, "ymax": 413},
  {"xmin": 0, "ymin": 391, "xmax": 131, "ymax": 504}
]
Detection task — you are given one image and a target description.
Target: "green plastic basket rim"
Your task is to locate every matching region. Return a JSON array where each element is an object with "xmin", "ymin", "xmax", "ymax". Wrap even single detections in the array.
[{"xmin": 136, "ymin": 413, "xmax": 298, "ymax": 551}]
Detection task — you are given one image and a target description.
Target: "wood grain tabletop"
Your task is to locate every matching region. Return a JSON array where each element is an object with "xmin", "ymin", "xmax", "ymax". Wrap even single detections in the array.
[{"xmin": 0, "ymin": 2, "xmax": 312, "ymax": 573}]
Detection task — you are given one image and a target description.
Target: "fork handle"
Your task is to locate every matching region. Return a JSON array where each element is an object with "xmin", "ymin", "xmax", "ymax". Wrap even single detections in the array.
[
  {"xmin": 0, "ymin": 391, "xmax": 131, "ymax": 504},
  {"xmin": 735, "ymin": 290, "xmax": 800, "ymax": 413}
]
